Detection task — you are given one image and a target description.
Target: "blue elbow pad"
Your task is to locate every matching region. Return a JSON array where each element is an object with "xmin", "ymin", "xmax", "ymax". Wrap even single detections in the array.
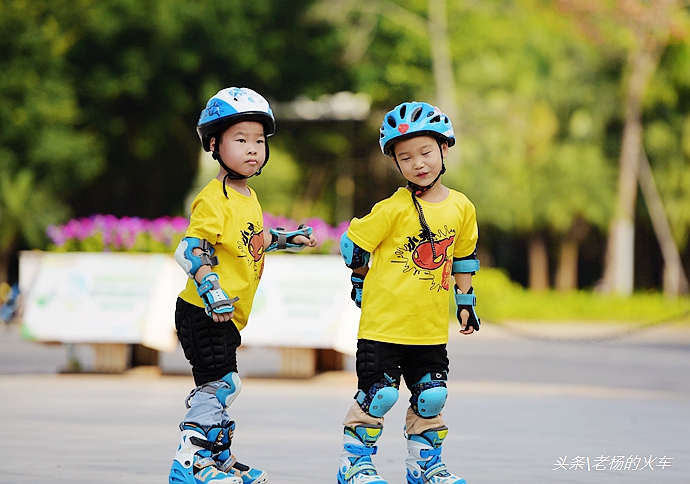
[
  {"xmin": 340, "ymin": 232, "xmax": 370, "ymax": 269},
  {"xmin": 174, "ymin": 237, "xmax": 218, "ymax": 278},
  {"xmin": 452, "ymin": 258, "xmax": 480, "ymax": 274}
]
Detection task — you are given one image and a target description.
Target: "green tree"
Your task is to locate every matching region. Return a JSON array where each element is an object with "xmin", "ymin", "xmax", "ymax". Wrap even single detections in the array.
[
  {"xmin": 0, "ymin": 0, "xmax": 104, "ymax": 283},
  {"xmin": 446, "ymin": 2, "xmax": 623, "ymax": 291},
  {"xmin": 65, "ymin": 0, "xmax": 353, "ymax": 220},
  {"xmin": 559, "ymin": 0, "xmax": 690, "ymax": 295}
]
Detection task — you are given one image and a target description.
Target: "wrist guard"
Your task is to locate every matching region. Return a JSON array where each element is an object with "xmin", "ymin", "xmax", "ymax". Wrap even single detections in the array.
[
  {"xmin": 454, "ymin": 285, "xmax": 480, "ymax": 331},
  {"xmin": 266, "ymin": 224, "xmax": 312, "ymax": 252},
  {"xmin": 350, "ymin": 272, "xmax": 365, "ymax": 308},
  {"xmin": 197, "ymin": 272, "xmax": 238, "ymax": 317}
]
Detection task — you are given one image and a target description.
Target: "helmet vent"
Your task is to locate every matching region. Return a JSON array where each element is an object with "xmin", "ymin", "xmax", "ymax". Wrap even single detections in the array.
[
  {"xmin": 399, "ymin": 105, "xmax": 407, "ymax": 119},
  {"xmin": 387, "ymin": 115, "xmax": 397, "ymax": 128},
  {"xmin": 430, "ymin": 115, "xmax": 441, "ymax": 124},
  {"xmin": 411, "ymin": 107, "xmax": 423, "ymax": 122}
]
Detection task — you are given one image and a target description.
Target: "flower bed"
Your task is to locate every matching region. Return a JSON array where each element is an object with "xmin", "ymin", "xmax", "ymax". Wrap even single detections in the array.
[{"xmin": 47, "ymin": 213, "xmax": 349, "ymax": 254}]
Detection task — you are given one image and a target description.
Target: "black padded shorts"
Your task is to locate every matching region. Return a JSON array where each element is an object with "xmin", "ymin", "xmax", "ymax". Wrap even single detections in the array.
[
  {"xmin": 175, "ymin": 297, "xmax": 241, "ymax": 386},
  {"xmin": 355, "ymin": 339, "xmax": 449, "ymax": 392}
]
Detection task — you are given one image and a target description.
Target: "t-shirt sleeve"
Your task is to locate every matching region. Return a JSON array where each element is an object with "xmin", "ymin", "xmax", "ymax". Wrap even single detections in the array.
[
  {"xmin": 453, "ymin": 197, "xmax": 478, "ymax": 258},
  {"xmin": 185, "ymin": 195, "xmax": 224, "ymax": 245},
  {"xmin": 346, "ymin": 201, "xmax": 392, "ymax": 253}
]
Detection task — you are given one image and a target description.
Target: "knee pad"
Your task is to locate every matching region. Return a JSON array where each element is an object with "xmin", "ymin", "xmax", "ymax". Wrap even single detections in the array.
[
  {"xmin": 215, "ymin": 372, "xmax": 242, "ymax": 408},
  {"xmin": 410, "ymin": 372, "xmax": 448, "ymax": 418},
  {"xmin": 356, "ymin": 374, "xmax": 399, "ymax": 418}
]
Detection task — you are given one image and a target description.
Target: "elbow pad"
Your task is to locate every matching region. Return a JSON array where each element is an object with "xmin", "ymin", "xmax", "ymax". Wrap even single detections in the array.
[
  {"xmin": 340, "ymin": 232, "xmax": 370, "ymax": 269},
  {"xmin": 174, "ymin": 237, "xmax": 218, "ymax": 278},
  {"xmin": 452, "ymin": 251, "xmax": 480, "ymax": 274}
]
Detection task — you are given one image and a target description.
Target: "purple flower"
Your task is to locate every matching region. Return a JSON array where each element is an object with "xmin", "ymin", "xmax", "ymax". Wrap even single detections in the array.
[{"xmin": 46, "ymin": 213, "xmax": 348, "ymax": 254}]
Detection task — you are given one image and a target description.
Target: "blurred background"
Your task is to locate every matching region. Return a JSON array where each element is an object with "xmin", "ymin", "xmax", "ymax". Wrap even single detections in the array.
[{"xmin": 2, "ymin": 0, "xmax": 690, "ymax": 325}]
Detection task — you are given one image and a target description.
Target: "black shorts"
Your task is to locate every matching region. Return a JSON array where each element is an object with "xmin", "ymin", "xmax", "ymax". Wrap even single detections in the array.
[
  {"xmin": 175, "ymin": 297, "xmax": 241, "ymax": 386},
  {"xmin": 355, "ymin": 339, "xmax": 449, "ymax": 392}
]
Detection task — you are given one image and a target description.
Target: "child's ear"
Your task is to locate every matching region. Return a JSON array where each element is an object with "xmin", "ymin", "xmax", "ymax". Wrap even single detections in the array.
[{"xmin": 209, "ymin": 136, "xmax": 217, "ymax": 152}]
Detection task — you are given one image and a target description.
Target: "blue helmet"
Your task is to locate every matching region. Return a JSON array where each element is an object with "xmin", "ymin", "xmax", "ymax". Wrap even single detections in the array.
[
  {"xmin": 197, "ymin": 87, "xmax": 276, "ymax": 152},
  {"xmin": 379, "ymin": 101, "xmax": 455, "ymax": 156}
]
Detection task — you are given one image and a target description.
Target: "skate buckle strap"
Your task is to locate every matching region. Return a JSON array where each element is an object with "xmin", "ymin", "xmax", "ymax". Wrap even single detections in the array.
[
  {"xmin": 344, "ymin": 443, "xmax": 377, "ymax": 456},
  {"xmin": 189, "ymin": 436, "xmax": 230, "ymax": 454},
  {"xmin": 194, "ymin": 456, "xmax": 217, "ymax": 470},
  {"xmin": 419, "ymin": 447, "xmax": 442, "ymax": 458},
  {"xmin": 422, "ymin": 461, "xmax": 449, "ymax": 479},
  {"xmin": 345, "ymin": 460, "xmax": 378, "ymax": 480}
]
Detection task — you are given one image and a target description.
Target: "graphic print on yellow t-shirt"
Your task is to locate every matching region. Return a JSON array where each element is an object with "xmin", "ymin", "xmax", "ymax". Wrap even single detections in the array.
[
  {"xmin": 239, "ymin": 221, "xmax": 265, "ymax": 280},
  {"xmin": 393, "ymin": 226, "xmax": 456, "ymax": 292}
]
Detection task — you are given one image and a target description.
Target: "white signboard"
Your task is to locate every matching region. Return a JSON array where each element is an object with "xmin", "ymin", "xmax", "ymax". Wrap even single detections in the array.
[
  {"xmin": 242, "ymin": 254, "xmax": 359, "ymax": 354},
  {"xmin": 19, "ymin": 252, "xmax": 359, "ymax": 355}
]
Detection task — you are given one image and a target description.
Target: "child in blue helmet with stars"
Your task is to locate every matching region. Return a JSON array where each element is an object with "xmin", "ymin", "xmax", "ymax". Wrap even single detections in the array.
[
  {"xmin": 169, "ymin": 87, "xmax": 317, "ymax": 484},
  {"xmin": 337, "ymin": 102, "xmax": 481, "ymax": 484}
]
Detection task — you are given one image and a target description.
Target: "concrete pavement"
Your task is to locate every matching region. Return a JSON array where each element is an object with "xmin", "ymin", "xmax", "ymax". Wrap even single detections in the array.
[{"xmin": 1, "ymin": 321, "xmax": 689, "ymax": 484}]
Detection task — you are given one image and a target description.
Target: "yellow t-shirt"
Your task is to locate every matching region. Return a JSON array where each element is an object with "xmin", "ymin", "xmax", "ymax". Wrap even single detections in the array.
[
  {"xmin": 347, "ymin": 187, "xmax": 478, "ymax": 345},
  {"xmin": 178, "ymin": 179, "xmax": 265, "ymax": 331}
]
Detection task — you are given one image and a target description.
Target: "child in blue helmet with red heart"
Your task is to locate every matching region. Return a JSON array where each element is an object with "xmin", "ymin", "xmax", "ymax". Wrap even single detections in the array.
[
  {"xmin": 169, "ymin": 87, "xmax": 317, "ymax": 484},
  {"xmin": 337, "ymin": 101, "xmax": 481, "ymax": 484}
]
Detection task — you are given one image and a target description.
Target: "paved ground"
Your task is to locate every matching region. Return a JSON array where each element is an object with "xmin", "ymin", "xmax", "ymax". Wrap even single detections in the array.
[{"xmin": 1, "ymin": 320, "xmax": 689, "ymax": 484}]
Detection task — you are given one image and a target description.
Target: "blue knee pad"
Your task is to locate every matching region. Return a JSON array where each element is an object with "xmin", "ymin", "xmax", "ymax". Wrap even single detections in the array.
[
  {"xmin": 356, "ymin": 374, "xmax": 399, "ymax": 418},
  {"xmin": 215, "ymin": 372, "xmax": 242, "ymax": 408},
  {"xmin": 410, "ymin": 372, "xmax": 448, "ymax": 418}
]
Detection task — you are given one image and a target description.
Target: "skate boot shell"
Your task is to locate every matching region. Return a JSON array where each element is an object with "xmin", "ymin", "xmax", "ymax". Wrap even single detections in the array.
[
  {"xmin": 337, "ymin": 425, "xmax": 388, "ymax": 484},
  {"xmin": 169, "ymin": 422, "xmax": 242, "ymax": 484},
  {"xmin": 216, "ymin": 421, "xmax": 268, "ymax": 484},
  {"xmin": 405, "ymin": 427, "xmax": 465, "ymax": 484}
]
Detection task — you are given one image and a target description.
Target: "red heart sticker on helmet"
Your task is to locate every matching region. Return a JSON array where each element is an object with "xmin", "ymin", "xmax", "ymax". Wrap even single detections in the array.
[{"xmin": 398, "ymin": 124, "xmax": 409, "ymax": 134}]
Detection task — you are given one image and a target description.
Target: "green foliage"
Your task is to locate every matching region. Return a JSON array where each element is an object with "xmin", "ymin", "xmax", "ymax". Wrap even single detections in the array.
[
  {"xmin": 446, "ymin": 1, "xmax": 619, "ymax": 237},
  {"xmin": 473, "ymin": 267, "xmax": 690, "ymax": 324},
  {"xmin": 61, "ymin": 0, "xmax": 353, "ymax": 219},
  {"xmin": 0, "ymin": 0, "xmax": 104, "ymax": 264}
]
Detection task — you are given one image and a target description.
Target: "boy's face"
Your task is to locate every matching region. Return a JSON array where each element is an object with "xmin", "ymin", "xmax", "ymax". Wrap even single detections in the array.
[
  {"xmin": 392, "ymin": 135, "xmax": 447, "ymax": 186},
  {"xmin": 211, "ymin": 121, "xmax": 267, "ymax": 177}
]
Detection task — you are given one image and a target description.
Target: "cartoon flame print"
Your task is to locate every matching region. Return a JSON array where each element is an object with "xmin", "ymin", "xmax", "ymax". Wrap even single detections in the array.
[
  {"xmin": 411, "ymin": 237, "xmax": 453, "ymax": 271},
  {"xmin": 248, "ymin": 232, "xmax": 264, "ymax": 262}
]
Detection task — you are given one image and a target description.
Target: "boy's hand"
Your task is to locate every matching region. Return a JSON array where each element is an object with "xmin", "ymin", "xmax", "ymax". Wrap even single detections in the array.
[
  {"xmin": 291, "ymin": 232, "xmax": 318, "ymax": 249},
  {"xmin": 266, "ymin": 225, "xmax": 317, "ymax": 252},
  {"xmin": 455, "ymin": 285, "xmax": 480, "ymax": 335},
  {"xmin": 211, "ymin": 308, "xmax": 234, "ymax": 323},
  {"xmin": 458, "ymin": 308, "xmax": 477, "ymax": 334}
]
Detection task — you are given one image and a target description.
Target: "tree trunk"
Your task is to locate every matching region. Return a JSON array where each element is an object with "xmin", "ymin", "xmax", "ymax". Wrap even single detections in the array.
[
  {"xmin": 601, "ymin": 0, "xmax": 675, "ymax": 295},
  {"xmin": 638, "ymin": 151, "xmax": 690, "ymax": 296},
  {"xmin": 555, "ymin": 218, "xmax": 590, "ymax": 292},
  {"xmin": 528, "ymin": 233, "xmax": 549, "ymax": 292},
  {"xmin": 555, "ymin": 240, "xmax": 579, "ymax": 292},
  {"xmin": 0, "ymin": 253, "xmax": 8, "ymax": 285},
  {"xmin": 602, "ymin": 49, "xmax": 661, "ymax": 295}
]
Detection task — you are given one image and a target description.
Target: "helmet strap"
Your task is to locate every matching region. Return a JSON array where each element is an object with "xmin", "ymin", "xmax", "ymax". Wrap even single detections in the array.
[{"xmin": 392, "ymin": 139, "xmax": 447, "ymax": 261}]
